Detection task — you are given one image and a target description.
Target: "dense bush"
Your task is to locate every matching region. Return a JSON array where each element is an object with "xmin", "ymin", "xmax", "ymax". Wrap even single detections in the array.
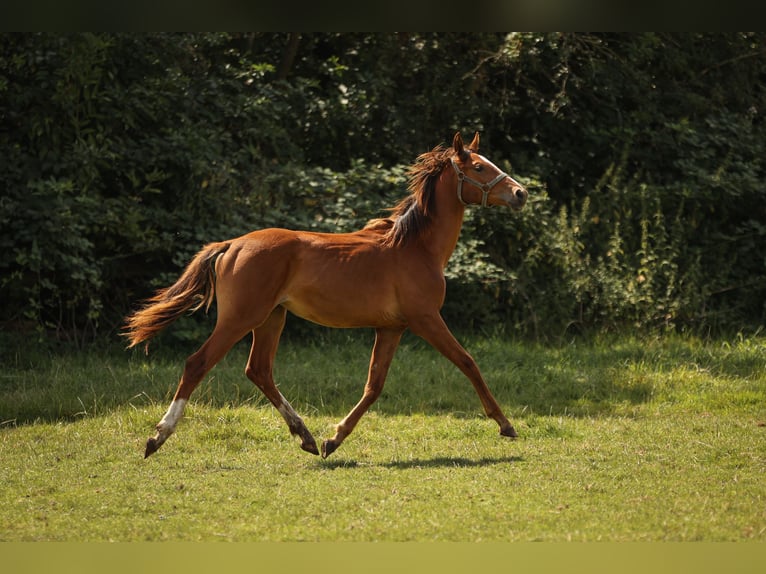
[{"xmin": 1, "ymin": 33, "xmax": 764, "ymax": 344}]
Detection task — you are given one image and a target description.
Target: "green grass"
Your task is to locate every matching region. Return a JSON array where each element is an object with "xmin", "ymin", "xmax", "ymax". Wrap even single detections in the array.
[{"xmin": 1, "ymin": 332, "xmax": 765, "ymax": 541}]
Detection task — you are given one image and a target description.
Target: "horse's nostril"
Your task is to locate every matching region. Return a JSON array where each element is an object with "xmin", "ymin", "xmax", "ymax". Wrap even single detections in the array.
[{"xmin": 516, "ymin": 189, "xmax": 527, "ymax": 201}]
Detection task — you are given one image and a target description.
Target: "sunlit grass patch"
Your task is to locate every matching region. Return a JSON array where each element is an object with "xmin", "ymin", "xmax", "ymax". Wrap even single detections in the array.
[{"xmin": 1, "ymin": 333, "xmax": 764, "ymax": 541}]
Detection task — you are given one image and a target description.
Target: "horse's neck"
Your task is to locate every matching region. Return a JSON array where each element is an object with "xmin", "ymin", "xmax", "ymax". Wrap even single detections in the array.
[{"xmin": 422, "ymin": 172, "xmax": 466, "ymax": 269}]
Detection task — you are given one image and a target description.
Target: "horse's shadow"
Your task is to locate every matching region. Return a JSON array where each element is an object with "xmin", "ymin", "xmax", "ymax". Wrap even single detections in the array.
[{"xmin": 317, "ymin": 455, "xmax": 522, "ymax": 470}]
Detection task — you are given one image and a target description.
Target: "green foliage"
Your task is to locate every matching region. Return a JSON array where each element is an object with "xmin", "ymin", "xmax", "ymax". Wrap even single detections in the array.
[
  {"xmin": 1, "ymin": 33, "xmax": 764, "ymax": 342},
  {"xmin": 494, "ymin": 33, "xmax": 766, "ymax": 334},
  {"xmin": 0, "ymin": 33, "xmax": 293, "ymax": 339}
]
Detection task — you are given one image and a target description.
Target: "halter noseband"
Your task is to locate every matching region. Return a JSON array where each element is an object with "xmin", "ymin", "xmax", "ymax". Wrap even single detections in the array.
[{"xmin": 450, "ymin": 158, "xmax": 509, "ymax": 208}]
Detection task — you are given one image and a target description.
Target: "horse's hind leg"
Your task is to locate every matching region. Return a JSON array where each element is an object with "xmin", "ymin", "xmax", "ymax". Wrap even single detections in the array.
[
  {"xmin": 145, "ymin": 324, "xmax": 248, "ymax": 458},
  {"xmin": 322, "ymin": 327, "xmax": 404, "ymax": 458},
  {"xmin": 245, "ymin": 306, "xmax": 319, "ymax": 455}
]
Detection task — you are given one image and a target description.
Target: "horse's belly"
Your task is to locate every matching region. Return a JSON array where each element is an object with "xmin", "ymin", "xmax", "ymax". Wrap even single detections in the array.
[{"xmin": 282, "ymin": 291, "xmax": 403, "ymax": 329}]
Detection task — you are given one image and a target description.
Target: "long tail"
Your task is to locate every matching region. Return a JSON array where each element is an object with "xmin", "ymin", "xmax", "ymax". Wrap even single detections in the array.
[{"xmin": 123, "ymin": 241, "xmax": 231, "ymax": 349}]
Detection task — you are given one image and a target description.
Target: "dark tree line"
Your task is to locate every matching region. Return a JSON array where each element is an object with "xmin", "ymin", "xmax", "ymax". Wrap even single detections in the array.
[{"xmin": 1, "ymin": 33, "xmax": 764, "ymax": 344}]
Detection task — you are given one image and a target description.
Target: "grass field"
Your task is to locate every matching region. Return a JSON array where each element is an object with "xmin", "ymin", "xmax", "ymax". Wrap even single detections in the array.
[{"xmin": 1, "ymin": 331, "xmax": 765, "ymax": 541}]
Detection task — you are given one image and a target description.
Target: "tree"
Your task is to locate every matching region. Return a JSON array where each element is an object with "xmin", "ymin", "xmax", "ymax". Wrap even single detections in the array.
[{"xmin": 1, "ymin": 33, "xmax": 763, "ymax": 343}]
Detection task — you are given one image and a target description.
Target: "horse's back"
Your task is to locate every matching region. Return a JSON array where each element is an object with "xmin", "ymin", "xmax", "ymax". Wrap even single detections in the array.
[
  {"xmin": 288, "ymin": 230, "xmax": 407, "ymax": 328},
  {"xmin": 214, "ymin": 227, "xmax": 409, "ymax": 329}
]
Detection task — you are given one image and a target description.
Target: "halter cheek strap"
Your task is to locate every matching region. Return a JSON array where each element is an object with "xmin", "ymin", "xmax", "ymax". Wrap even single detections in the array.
[{"xmin": 450, "ymin": 158, "xmax": 509, "ymax": 208}]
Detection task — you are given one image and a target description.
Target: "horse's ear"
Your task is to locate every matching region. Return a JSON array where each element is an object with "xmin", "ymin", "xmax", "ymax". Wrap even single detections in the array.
[
  {"xmin": 452, "ymin": 132, "xmax": 464, "ymax": 156},
  {"xmin": 468, "ymin": 132, "xmax": 480, "ymax": 152}
]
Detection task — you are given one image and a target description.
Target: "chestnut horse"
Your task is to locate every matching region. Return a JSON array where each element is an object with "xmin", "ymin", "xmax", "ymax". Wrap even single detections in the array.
[{"xmin": 124, "ymin": 132, "xmax": 528, "ymax": 458}]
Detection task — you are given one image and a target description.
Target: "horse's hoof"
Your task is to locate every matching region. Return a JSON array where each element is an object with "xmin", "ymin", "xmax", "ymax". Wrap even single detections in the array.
[
  {"xmin": 500, "ymin": 425, "xmax": 518, "ymax": 439},
  {"xmin": 321, "ymin": 439, "xmax": 339, "ymax": 459},
  {"xmin": 144, "ymin": 437, "xmax": 160, "ymax": 458},
  {"xmin": 301, "ymin": 437, "xmax": 320, "ymax": 456}
]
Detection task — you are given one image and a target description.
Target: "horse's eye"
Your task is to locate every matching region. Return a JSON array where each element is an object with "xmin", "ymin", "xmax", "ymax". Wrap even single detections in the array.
[{"xmin": 474, "ymin": 164, "xmax": 483, "ymax": 172}]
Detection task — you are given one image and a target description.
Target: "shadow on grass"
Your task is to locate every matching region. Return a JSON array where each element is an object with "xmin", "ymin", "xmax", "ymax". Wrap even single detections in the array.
[
  {"xmin": 4, "ymin": 333, "xmax": 763, "ymax": 426},
  {"xmin": 317, "ymin": 455, "xmax": 523, "ymax": 470}
]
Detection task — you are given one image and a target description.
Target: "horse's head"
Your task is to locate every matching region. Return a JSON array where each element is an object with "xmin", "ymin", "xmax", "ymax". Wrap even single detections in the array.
[{"xmin": 450, "ymin": 132, "xmax": 528, "ymax": 210}]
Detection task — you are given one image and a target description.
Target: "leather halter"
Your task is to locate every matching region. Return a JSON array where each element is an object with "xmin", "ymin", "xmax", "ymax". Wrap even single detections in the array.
[{"xmin": 450, "ymin": 157, "xmax": 509, "ymax": 207}]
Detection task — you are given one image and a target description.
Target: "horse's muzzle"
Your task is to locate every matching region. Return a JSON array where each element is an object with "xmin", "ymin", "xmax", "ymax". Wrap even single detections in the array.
[{"xmin": 509, "ymin": 186, "xmax": 528, "ymax": 210}]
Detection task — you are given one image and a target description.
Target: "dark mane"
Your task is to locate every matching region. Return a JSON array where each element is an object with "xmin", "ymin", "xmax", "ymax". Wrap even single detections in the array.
[{"xmin": 365, "ymin": 144, "xmax": 454, "ymax": 247}]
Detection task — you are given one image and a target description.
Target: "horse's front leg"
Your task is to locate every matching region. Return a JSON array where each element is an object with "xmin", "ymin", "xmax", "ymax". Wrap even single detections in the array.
[
  {"xmin": 410, "ymin": 314, "xmax": 518, "ymax": 438},
  {"xmin": 321, "ymin": 327, "xmax": 404, "ymax": 458}
]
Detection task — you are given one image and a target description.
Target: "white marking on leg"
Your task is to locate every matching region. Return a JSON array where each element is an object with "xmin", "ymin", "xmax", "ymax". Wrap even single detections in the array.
[
  {"xmin": 157, "ymin": 398, "xmax": 187, "ymax": 438},
  {"xmin": 277, "ymin": 398, "xmax": 304, "ymax": 433},
  {"xmin": 276, "ymin": 396, "xmax": 318, "ymax": 454}
]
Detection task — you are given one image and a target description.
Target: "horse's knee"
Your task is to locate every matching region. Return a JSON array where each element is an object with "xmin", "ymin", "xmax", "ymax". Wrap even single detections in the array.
[
  {"xmin": 363, "ymin": 381, "xmax": 384, "ymax": 401},
  {"xmin": 460, "ymin": 356, "xmax": 478, "ymax": 377}
]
